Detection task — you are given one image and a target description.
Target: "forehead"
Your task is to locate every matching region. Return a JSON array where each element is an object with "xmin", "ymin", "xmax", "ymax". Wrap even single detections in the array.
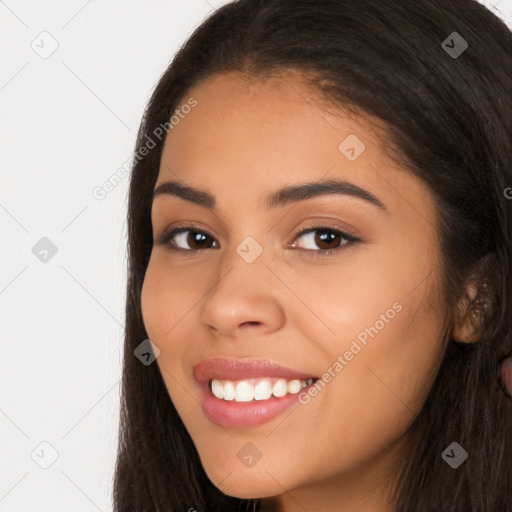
[
  {"xmin": 156, "ymin": 71, "xmax": 435, "ymax": 224},
  {"xmin": 160, "ymin": 71, "xmax": 379, "ymax": 176}
]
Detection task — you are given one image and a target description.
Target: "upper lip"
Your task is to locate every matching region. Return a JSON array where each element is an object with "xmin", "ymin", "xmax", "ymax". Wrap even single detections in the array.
[{"xmin": 194, "ymin": 358, "xmax": 318, "ymax": 383}]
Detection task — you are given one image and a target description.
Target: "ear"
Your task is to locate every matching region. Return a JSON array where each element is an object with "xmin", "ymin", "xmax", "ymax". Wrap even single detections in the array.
[
  {"xmin": 451, "ymin": 253, "xmax": 497, "ymax": 344},
  {"xmin": 451, "ymin": 281, "xmax": 481, "ymax": 343},
  {"xmin": 500, "ymin": 356, "xmax": 512, "ymax": 397}
]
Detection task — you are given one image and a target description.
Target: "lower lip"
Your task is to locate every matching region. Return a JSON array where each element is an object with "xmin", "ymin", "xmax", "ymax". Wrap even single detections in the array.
[{"xmin": 199, "ymin": 381, "xmax": 316, "ymax": 428}]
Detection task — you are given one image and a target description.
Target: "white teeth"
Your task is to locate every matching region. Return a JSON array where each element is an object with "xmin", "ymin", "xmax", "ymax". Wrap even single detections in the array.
[
  {"xmin": 211, "ymin": 379, "xmax": 224, "ymax": 399},
  {"xmin": 254, "ymin": 380, "xmax": 272, "ymax": 400},
  {"xmin": 287, "ymin": 379, "xmax": 303, "ymax": 394},
  {"xmin": 272, "ymin": 379, "xmax": 287, "ymax": 397},
  {"xmin": 234, "ymin": 381, "xmax": 253, "ymax": 402},
  {"xmin": 209, "ymin": 377, "xmax": 315, "ymax": 402},
  {"xmin": 223, "ymin": 381, "xmax": 235, "ymax": 400}
]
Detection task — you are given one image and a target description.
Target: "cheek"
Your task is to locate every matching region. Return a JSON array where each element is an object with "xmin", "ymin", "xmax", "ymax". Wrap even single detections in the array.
[
  {"xmin": 140, "ymin": 255, "xmax": 198, "ymax": 344},
  {"xmin": 140, "ymin": 256, "xmax": 210, "ymax": 399},
  {"xmin": 140, "ymin": 260, "xmax": 166, "ymax": 343},
  {"xmin": 338, "ymin": 286, "xmax": 443, "ymax": 418},
  {"xmin": 140, "ymin": 258, "xmax": 201, "ymax": 412},
  {"xmin": 287, "ymin": 254, "xmax": 445, "ymax": 460},
  {"xmin": 267, "ymin": 295, "xmax": 446, "ymax": 491}
]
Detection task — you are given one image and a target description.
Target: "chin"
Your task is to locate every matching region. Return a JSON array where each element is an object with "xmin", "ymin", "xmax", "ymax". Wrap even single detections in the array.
[{"xmin": 205, "ymin": 467, "xmax": 284, "ymax": 500}]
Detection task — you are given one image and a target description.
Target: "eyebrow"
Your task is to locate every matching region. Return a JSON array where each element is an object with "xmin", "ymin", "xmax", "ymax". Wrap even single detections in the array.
[{"xmin": 152, "ymin": 179, "xmax": 387, "ymax": 212}]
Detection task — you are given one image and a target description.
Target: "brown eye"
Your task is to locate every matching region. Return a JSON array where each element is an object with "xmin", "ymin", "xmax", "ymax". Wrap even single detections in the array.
[
  {"xmin": 314, "ymin": 229, "xmax": 342, "ymax": 250},
  {"xmin": 292, "ymin": 226, "xmax": 359, "ymax": 253},
  {"xmin": 184, "ymin": 231, "xmax": 215, "ymax": 250},
  {"xmin": 157, "ymin": 223, "xmax": 360, "ymax": 257},
  {"xmin": 157, "ymin": 225, "xmax": 218, "ymax": 251}
]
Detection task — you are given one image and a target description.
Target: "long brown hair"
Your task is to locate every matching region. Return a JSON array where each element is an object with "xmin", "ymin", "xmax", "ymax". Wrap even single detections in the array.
[{"xmin": 113, "ymin": 1, "xmax": 512, "ymax": 510}]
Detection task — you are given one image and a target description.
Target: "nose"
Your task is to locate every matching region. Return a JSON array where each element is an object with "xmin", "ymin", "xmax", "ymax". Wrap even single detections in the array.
[{"xmin": 198, "ymin": 247, "xmax": 286, "ymax": 339}]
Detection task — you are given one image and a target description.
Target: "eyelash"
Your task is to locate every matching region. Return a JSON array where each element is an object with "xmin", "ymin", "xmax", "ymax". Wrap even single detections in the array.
[{"xmin": 155, "ymin": 222, "xmax": 362, "ymax": 258}]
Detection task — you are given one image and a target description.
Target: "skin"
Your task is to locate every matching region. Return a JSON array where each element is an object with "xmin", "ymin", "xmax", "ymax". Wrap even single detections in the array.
[{"xmin": 140, "ymin": 71, "xmax": 471, "ymax": 512}]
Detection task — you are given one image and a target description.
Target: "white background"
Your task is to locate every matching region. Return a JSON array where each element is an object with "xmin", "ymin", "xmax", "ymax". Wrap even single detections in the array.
[{"xmin": 1, "ymin": 1, "xmax": 511, "ymax": 510}]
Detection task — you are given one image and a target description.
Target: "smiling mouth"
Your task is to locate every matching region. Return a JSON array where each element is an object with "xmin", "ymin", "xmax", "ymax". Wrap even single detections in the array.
[{"xmin": 208, "ymin": 376, "xmax": 318, "ymax": 402}]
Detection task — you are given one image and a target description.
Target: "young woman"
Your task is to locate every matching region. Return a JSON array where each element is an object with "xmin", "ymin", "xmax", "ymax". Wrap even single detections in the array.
[{"xmin": 112, "ymin": 1, "xmax": 512, "ymax": 510}]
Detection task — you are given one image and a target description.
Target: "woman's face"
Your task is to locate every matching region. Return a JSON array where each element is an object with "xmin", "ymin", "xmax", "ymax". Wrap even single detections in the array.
[{"xmin": 141, "ymin": 71, "xmax": 449, "ymax": 507}]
